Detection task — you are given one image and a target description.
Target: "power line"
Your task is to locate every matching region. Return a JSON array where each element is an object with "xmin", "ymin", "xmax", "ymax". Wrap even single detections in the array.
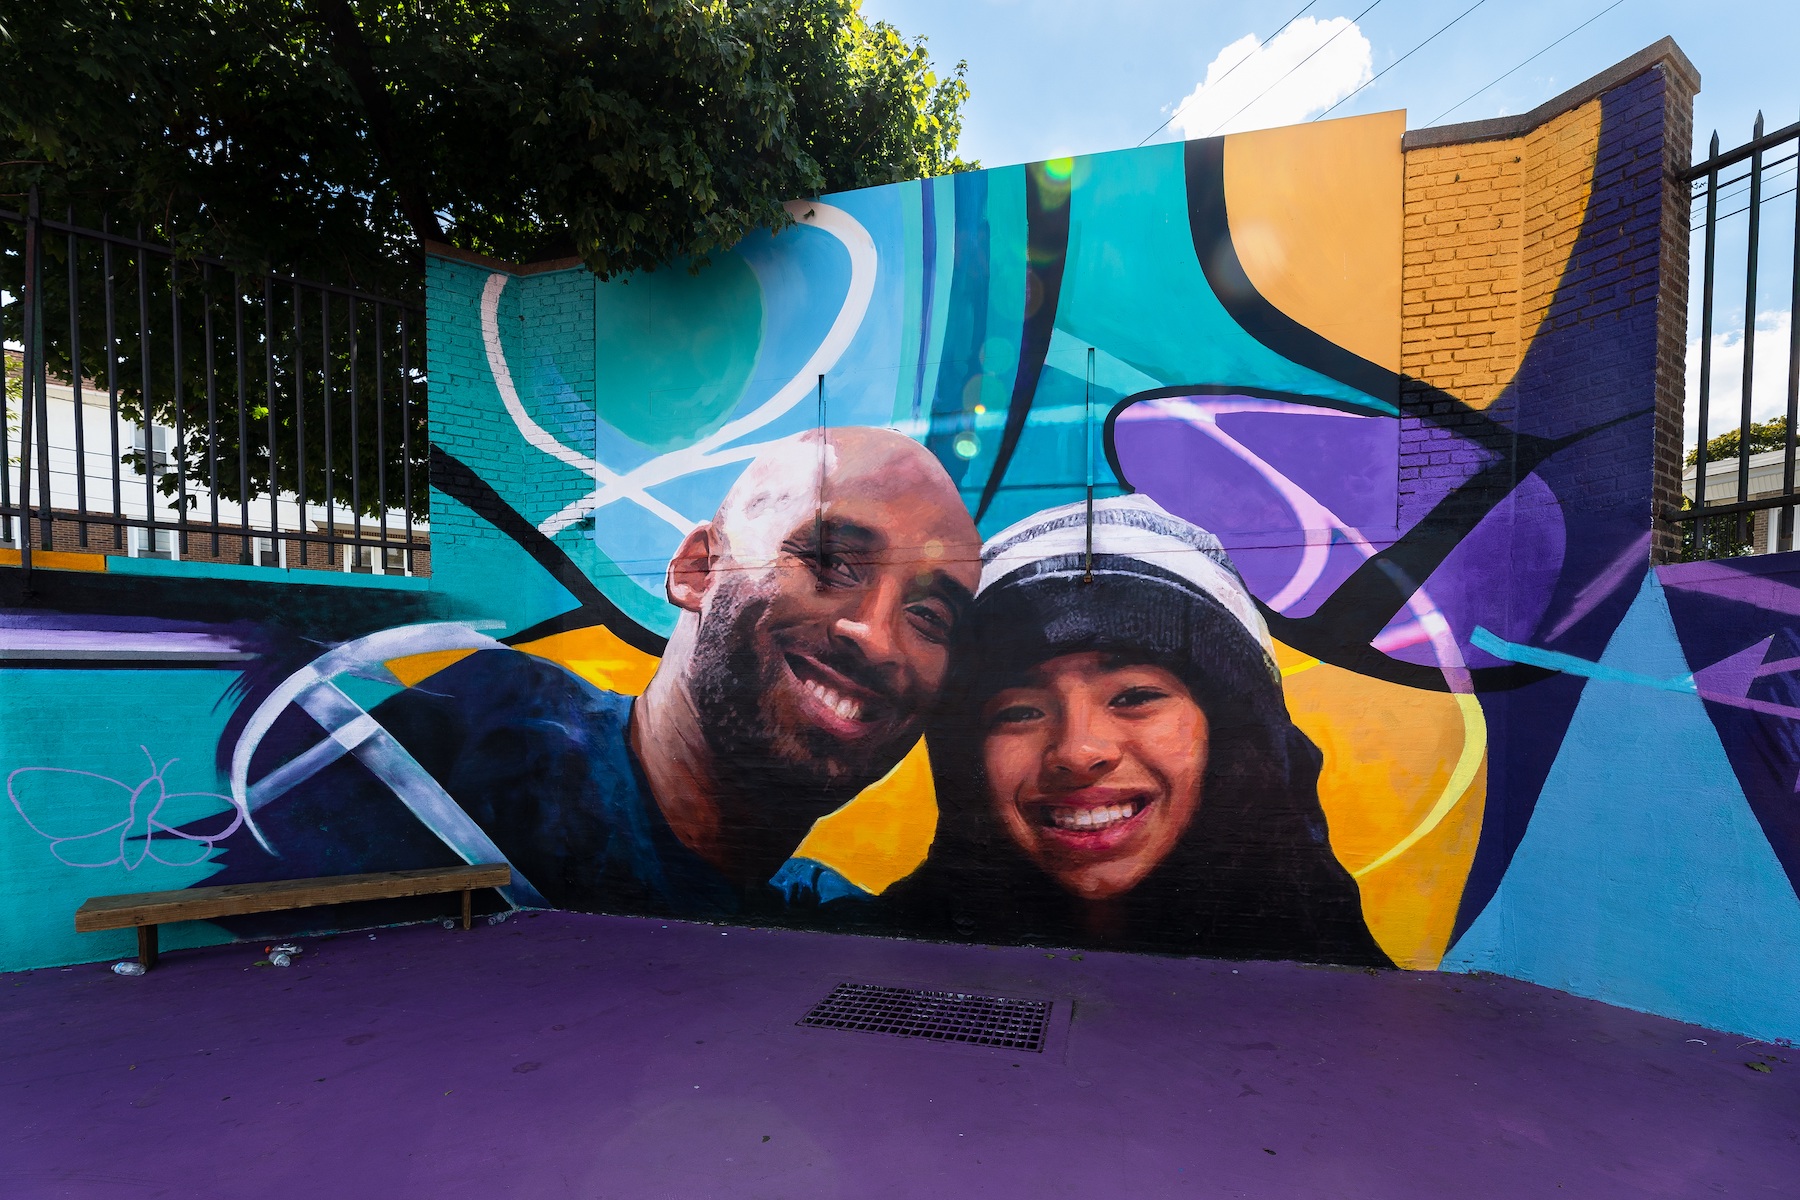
[
  {"xmin": 1202, "ymin": 0, "xmax": 1384, "ymax": 139},
  {"xmin": 1312, "ymin": 0, "xmax": 1487, "ymax": 122},
  {"xmin": 1427, "ymin": 0, "xmax": 1629, "ymax": 126},
  {"xmin": 1138, "ymin": 2, "xmax": 1316, "ymax": 146}
]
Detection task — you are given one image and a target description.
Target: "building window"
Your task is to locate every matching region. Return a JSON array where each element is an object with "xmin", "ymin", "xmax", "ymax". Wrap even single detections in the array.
[
  {"xmin": 132, "ymin": 426, "xmax": 173, "ymax": 478},
  {"xmin": 252, "ymin": 536, "xmax": 284, "ymax": 568},
  {"xmin": 129, "ymin": 526, "xmax": 177, "ymax": 560},
  {"xmin": 343, "ymin": 543, "xmax": 410, "ymax": 575}
]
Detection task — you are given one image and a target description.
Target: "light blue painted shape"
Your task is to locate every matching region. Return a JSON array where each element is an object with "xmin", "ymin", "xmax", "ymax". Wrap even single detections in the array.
[
  {"xmin": 1446, "ymin": 572, "xmax": 1800, "ymax": 1041},
  {"xmin": 1469, "ymin": 625, "xmax": 1695, "ymax": 692}
]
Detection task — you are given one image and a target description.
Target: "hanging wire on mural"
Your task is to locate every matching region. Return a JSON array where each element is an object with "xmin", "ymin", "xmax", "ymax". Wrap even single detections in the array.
[
  {"xmin": 1136, "ymin": 0, "xmax": 1316, "ymax": 146},
  {"xmin": 1426, "ymin": 0, "xmax": 1629, "ymax": 125},
  {"xmin": 815, "ymin": 373, "xmax": 827, "ymax": 590},
  {"xmin": 1201, "ymin": 0, "xmax": 1383, "ymax": 138},
  {"xmin": 1084, "ymin": 346, "xmax": 1096, "ymax": 584},
  {"xmin": 1311, "ymin": 0, "xmax": 1487, "ymax": 122}
]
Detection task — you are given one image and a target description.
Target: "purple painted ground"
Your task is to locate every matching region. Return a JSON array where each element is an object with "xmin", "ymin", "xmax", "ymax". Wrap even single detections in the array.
[{"xmin": 5, "ymin": 912, "xmax": 1794, "ymax": 1199}]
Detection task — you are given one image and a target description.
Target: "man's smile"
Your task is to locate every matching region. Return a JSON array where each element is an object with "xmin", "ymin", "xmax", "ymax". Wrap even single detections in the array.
[{"xmin": 783, "ymin": 652, "xmax": 894, "ymax": 739}]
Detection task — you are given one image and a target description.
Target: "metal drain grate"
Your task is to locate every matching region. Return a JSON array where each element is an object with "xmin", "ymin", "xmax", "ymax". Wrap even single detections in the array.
[{"xmin": 798, "ymin": 982, "xmax": 1052, "ymax": 1052}]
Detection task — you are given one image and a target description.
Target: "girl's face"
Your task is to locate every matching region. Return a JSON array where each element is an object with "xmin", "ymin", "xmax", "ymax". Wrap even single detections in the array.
[{"xmin": 980, "ymin": 651, "xmax": 1209, "ymax": 900}]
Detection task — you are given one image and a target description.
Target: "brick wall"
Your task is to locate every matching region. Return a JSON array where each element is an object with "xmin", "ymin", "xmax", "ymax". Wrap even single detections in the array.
[{"xmin": 1397, "ymin": 47, "xmax": 1698, "ymax": 544}]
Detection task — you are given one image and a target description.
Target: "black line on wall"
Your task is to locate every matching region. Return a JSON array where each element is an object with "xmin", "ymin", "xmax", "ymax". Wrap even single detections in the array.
[
  {"xmin": 428, "ymin": 445, "xmax": 667, "ymax": 656},
  {"xmin": 974, "ymin": 161, "xmax": 1074, "ymax": 521}
]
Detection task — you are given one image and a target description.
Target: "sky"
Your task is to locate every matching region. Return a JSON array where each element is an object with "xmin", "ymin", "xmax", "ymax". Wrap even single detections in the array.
[{"xmin": 861, "ymin": 0, "xmax": 1800, "ymax": 451}]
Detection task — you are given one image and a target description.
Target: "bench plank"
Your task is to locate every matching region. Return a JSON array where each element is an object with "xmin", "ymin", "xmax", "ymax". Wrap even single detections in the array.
[{"xmin": 74, "ymin": 864, "xmax": 510, "ymax": 932}]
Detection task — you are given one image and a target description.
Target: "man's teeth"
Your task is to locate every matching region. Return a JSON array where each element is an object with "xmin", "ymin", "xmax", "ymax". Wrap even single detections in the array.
[
  {"xmin": 802, "ymin": 677, "xmax": 864, "ymax": 722},
  {"xmin": 1048, "ymin": 802, "xmax": 1142, "ymax": 832}
]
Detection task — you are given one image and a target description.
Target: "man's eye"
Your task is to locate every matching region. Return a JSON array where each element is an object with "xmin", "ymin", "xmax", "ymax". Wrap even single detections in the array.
[
  {"xmin": 1110, "ymin": 686, "xmax": 1169, "ymax": 710},
  {"xmin": 906, "ymin": 602, "xmax": 951, "ymax": 643}
]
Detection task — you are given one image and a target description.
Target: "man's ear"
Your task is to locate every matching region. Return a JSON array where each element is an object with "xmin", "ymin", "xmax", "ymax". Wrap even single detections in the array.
[{"xmin": 666, "ymin": 522, "xmax": 717, "ymax": 613}]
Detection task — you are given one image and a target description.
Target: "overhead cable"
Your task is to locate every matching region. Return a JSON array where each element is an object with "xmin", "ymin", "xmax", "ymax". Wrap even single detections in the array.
[
  {"xmin": 1311, "ymin": 0, "xmax": 1487, "ymax": 122},
  {"xmin": 1427, "ymin": 0, "xmax": 1629, "ymax": 125},
  {"xmin": 1202, "ymin": 0, "xmax": 1385, "ymax": 138},
  {"xmin": 1138, "ymin": 1, "xmax": 1315, "ymax": 146}
]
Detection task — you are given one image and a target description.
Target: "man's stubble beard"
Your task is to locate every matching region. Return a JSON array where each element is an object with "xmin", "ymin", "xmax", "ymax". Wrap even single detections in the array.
[{"xmin": 687, "ymin": 574, "xmax": 894, "ymax": 806}]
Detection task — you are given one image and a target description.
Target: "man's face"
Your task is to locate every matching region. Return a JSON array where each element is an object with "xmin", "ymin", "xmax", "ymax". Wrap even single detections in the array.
[{"xmin": 688, "ymin": 485, "xmax": 979, "ymax": 800}]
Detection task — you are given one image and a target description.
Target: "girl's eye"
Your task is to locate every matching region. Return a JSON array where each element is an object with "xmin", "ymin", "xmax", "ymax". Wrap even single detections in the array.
[
  {"xmin": 1110, "ymin": 686, "xmax": 1169, "ymax": 709},
  {"xmin": 988, "ymin": 703, "xmax": 1044, "ymax": 727}
]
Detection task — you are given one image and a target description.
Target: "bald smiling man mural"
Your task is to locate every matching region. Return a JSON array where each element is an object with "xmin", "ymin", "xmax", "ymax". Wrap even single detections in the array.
[{"xmin": 214, "ymin": 428, "xmax": 982, "ymax": 917}]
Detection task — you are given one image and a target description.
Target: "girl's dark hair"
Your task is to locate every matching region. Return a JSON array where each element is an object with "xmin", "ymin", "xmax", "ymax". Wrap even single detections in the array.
[{"xmin": 888, "ymin": 562, "xmax": 1391, "ymax": 968}]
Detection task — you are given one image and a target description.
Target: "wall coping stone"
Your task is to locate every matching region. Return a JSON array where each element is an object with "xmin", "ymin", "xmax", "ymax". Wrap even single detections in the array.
[{"xmin": 1402, "ymin": 37, "xmax": 1699, "ymax": 150}]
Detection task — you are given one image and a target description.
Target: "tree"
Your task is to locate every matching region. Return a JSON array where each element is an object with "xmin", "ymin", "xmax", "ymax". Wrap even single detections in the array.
[
  {"xmin": 1687, "ymin": 416, "xmax": 1790, "ymax": 467},
  {"xmin": 0, "ymin": 1, "xmax": 971, "ymax": 518}
]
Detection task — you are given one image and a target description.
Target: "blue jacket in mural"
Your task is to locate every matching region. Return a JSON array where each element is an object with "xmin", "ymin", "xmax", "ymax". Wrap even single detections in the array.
[{"xmin": 206, "ymin": 650, "xmax": 748, "ymax": 916}]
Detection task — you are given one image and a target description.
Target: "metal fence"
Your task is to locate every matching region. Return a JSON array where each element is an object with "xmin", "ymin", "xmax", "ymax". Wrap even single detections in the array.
[
  {"xmin": 1, "ymin": 187, "xmax": 428, "ymax": 579},
  {"xmin": 1670, "ymin": 113, "xmax": 1800, "ymax": 559}
]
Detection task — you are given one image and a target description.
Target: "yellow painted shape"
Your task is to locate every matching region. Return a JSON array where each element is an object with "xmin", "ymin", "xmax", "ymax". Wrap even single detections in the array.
[
  {"xmin": 1281, "ymin": 646, "xmax": 1487, "ymax": 970},
  {"xmin": 384, "ymin": 623, "xmax": 660, "ymax": 694},
  {"xmin": 0, "ymin": 548, "xmax": 107, "ymax": 572},
  {"xmin": 388, "ymin": 648, "xmax": 477, "ymax": 688},
  {"xmin": 795, "ymin": 738, "xmax": 939, "ymax": 895},
  {"xmin": 1222, "ymin": 110, "xmax": 1405, "ymax": 373},
  {"xmin": 1398, "ymin": 99, "xmax": 1602, "ymax": 410},
  {"xmin": 512, "ymin": 624, "xmax": 660, "ymax": 696}
]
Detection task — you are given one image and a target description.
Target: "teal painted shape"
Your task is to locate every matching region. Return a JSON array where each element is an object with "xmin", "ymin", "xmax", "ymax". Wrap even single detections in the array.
[
  {"xmin": 0, "ymin": 669, "xmax": 243, "ymax": 970},
  {"xmin": 594, "ymin": 254, "xmax": 764, "ymax": 450},
  {"xmin": 1056, "ymin": 146, "xmax": 1392, "ymax": 414},
  {"xmin": 1445, "ymin": 572, "xmax": 1800, "ymax": 1041}
]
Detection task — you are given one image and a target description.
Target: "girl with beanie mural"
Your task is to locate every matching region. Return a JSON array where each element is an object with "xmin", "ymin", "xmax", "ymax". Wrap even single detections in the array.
[{"xmin": 894, "ymin": 495, "xmax": 1390, "ymax": 966}]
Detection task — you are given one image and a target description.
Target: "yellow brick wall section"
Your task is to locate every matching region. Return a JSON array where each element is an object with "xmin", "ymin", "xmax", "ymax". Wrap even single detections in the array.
[
  {"xmin": 1522, "ymin": 101, "xmax": 1605, "ymax": 342},
  {"xmin": 1401, "ymin": 99, "xmax": 1602, "ymax": 411},
  {"xmin": 1402, "ymin": 137, "xmax": 1527, "ymax": 409}
]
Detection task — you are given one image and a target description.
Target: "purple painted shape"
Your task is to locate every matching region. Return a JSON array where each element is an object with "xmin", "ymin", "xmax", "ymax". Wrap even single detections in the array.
[
  {"xmin": 8, "ymin": 912, "xmax": 1796, "ymax": 1199},
  {"xmin": 1113, "ymin": 402, "xmax": 1398, "ymax": 615},
  {"xmin": 1692, "ymin": 637, "xmax": 1775, "ymax": 701},
  {"xmin": 1213, "ymin": 410, "xmax": 1397, "ymax": 532},
  {"xmin": 1377, "ymin": 474, "xmax": 1566, "ymax": 669}
]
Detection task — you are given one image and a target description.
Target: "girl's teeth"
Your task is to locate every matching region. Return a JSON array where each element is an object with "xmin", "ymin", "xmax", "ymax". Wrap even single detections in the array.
[{"xmin": 1048, "ymin": 802, "xmax": 1141, "ymax": 832}]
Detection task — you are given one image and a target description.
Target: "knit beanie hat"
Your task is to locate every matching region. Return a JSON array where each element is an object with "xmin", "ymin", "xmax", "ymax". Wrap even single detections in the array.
[{"xmin": 970, "ymin": 495, "xmax": 1278, "ymax": 704}]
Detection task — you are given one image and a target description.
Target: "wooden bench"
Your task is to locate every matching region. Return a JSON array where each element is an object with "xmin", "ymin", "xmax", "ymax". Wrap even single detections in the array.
[{"xmin": 74, "ymin": 863, "xmax": 512, "ymax": 970}]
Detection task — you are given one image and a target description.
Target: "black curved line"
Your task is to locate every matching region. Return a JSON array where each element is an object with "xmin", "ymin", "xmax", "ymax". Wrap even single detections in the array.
[
  {"xmin": 428, "ymin": 445, "xmax": 668, "ymax": 656},
  {"xmin": 974, "ymin": 161, "xmax": 1073, "ymax": 521},
  {"xmin": 1186, "ymin": 138, "xmax": 1402, "ymax": 406}
]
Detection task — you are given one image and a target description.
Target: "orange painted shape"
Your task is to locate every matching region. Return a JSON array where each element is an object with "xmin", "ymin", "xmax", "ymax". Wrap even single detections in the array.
[
  {"xmin": 1279, "ymin": 645, "xmax": 1486, "ymax": 970},
  {"xmin": 1223, "ymin": 110, "xmax": 1405, "ymax": 374},
  {"xmin": 0, "ymin": 548, "xmax": 108, "ymax": 572},
  {"xmin": 794, "ymin": 737, "xmax": 938, "ymax": 896}
]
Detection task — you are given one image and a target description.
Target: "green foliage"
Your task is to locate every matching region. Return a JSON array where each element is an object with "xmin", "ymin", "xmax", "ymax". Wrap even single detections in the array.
[
  {"xmin": 0, "ymin": 0, "xmax": 974, "ymax": 293},
  {"xmin": 1687, "ymin": 417, "xmax": 1790, "ymax": 467},
  {"xmin": 0, "ymin": 1, "xmax": 970, "ymax": 517}
]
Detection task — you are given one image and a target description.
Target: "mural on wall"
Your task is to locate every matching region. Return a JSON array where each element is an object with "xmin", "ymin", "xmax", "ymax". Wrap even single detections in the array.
[{"xmin": 7, "ymin": 58, "xmax": 1799, "ymax": 1040}]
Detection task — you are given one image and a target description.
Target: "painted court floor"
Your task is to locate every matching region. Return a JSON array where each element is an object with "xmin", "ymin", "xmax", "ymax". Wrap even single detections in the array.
[{"xmin": 3, "ymin": 912, "xmax": 1794, "ymax": 1199}]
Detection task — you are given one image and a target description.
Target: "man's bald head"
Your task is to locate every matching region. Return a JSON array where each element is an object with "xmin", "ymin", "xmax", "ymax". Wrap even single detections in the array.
[{"xmin": 711, "ymin": 427, "xmax": 973, "ymax": 568}]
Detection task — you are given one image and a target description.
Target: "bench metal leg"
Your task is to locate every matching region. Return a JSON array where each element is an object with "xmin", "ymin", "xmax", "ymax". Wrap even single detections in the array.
[
  {"xmin": 462, "ymin": 889, "xmax": 472, "ymax": 931},
  {"xmin": 137, "ymin": 925, "xmax": 158, "ymax": 971}
]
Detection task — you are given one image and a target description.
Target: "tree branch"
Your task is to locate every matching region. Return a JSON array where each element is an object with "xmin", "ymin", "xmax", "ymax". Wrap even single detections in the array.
[{"xmin": 308, "ymin": 0, "xmax": 444, "ymax": 243}]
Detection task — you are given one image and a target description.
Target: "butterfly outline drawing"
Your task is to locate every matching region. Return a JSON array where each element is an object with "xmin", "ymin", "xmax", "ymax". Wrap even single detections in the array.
[{"xmin": 7, "ymin": 747, "xmax": 243, "ymax": 871}]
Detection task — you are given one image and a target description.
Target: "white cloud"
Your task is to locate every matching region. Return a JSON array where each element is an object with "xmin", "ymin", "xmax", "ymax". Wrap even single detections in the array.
[
  {"xmin": 1167, "ymin": 17, "xmax": 1374, "ymax": 139},
  {"xmin": 1685, "ymin": 310, "xmax": 1795, "ymax": 448}
]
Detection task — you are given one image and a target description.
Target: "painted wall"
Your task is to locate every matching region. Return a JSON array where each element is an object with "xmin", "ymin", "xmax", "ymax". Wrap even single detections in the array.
[{"xmin": 6, "ymin": 47, "xmax": 1793, "ymax": 1041}]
